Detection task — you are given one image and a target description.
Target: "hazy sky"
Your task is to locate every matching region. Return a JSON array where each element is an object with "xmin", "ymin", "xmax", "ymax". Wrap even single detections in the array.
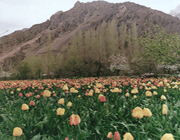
[{"xmin": 0, "ymin": 0, "xmax": 180, "ymax": 37}]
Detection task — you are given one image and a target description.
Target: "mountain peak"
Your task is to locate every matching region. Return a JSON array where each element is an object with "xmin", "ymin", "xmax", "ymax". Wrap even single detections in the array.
[
  {"xmin": 1, "ymin": 1, "xmax": 180, "ymax": 69},
  {"xmin": 169, "ymin": 4, "xmax": 180, "ymax": 18}
]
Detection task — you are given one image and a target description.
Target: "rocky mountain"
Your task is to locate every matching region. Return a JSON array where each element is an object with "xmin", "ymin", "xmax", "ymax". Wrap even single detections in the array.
[
  {"xmin": 169, "ymin": 4, "xmax": 180, "ymax": 19},
  {"xmin": 1, "ymin": 1, "xmax": 180, "ymax": 70}
]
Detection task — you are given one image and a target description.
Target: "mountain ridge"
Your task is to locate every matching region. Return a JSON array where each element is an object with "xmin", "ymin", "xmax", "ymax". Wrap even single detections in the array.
[{"xmin": 1, "ymin": 1, "xmax": 180, "ymax": 70}]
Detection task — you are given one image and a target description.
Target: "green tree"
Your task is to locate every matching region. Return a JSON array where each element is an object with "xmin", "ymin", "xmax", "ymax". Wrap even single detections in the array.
[{"xmin": 16, "ymin": 62, "xmax": 31, "ymax": 79}]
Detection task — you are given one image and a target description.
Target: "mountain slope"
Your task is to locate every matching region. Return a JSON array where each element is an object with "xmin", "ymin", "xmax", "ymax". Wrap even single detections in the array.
[{"xmin": 1, "ymin": 1, "xmax": 180, "ymax": 69}]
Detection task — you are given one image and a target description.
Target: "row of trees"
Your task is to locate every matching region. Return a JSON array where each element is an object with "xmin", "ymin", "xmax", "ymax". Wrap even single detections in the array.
[{"xmin": 12, "ymin": 20, "xmax": 180, "ymax": 79}]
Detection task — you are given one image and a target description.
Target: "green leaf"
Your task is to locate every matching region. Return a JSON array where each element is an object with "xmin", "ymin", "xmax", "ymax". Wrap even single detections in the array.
[
  {"xmin": 95, "ymin": 126, "xmax": 101, "ymax": 134},
  {"xmin": 31, "ymin": 133, "xmax": 41, "ymax": 140}
]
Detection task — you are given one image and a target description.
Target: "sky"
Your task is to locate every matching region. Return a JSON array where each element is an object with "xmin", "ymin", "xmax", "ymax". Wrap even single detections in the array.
[{"xmin": 0, "ymin": 0, "xmax": 180, "ymax": 37}]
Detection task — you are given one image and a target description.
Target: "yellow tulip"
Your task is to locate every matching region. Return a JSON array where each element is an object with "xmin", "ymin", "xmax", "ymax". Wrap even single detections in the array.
[
  {"xmin": 13, "ymin": 127, "xmax": 23, "ymax": 137},
  {"xmin": 161, "ymin": 133, "xmax": 174, "ymax": 140},
  {"xmin": 62, "ymin": 84, "xmax": 69, "ymax": 90},
  {"xmin": 89, "ymin": 91, "xmax": 93, "ymax": 96},
  {"xmin": 95, "ymin": 88, "xmax": 100, "ymax": 93},
  {"xmin": 145, "ymin": 91, "xmax": 152, "ymax": 97},
  {"xmin": 133, "ymin": 95, "xmax": 137, "ymax": 99},
  {"xmin": 96, "ymin": 83, "xmax": 102, "ymax": 88},
  {"xmin": 143, "ymin": 108, "xmax": 152, "ymax": 117},
  {"xmin": 17, "ymin": 88, "xmax": 21, "ymax": 91},
  {"xmin": 123, "ymin": 132, "xmax": 134, "ymax": 140},
  {"xmin": 57, "ymin": 108, "xmax": 65, "ymax": 116},
  {"xmin": 125, "ymin": 92, "xmax": 130, "ymax": 97},
  {"xmin": 58, "ymin": 98, "xmax": 65, "ymax": 104},
  {"xmin": 161, "ymin": 95, "xmax": 166, "ymax": 100},
  {"xmin": 164, "ymin": 89, "xmax": 167, "ymax": 92},
  {"xmin": 131, "ymin": 88, "xmax": 138, "ymax": 94},
  {"xmin": 162, "ymin": 104, "xmax": 168, "ymax": 115},
  {"xmin": 43, "ymin": 90, "xmax": 51, "ymax": 97},
  {"xmin": 132, "ymin": 107, "xmax": 143, "ymax": 119},
  {"xmin": 21, "ymin": 104, "xmax": 29, "ymax": 111},
  {"xmin": 67, "ymin": 102, "xmax": 72, "ymax": 107},
  {"xmin": 153, "ymin": 91, "xmax": 158, "ymax": 95},
  {"xmin": 151, "ymin": 86, "xmax": 157, "ymax": 89}
]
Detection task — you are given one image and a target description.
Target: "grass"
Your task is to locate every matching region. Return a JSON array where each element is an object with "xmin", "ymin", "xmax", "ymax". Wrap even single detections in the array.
[{"xmin": 0, "ymin": 77, "xmax": 180, "ymax": 139}]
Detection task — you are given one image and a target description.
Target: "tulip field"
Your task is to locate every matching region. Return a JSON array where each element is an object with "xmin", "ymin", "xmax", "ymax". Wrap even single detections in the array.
[{"xmin": 0, "ymin": 76, "xmax": 180, "ymax": 140}]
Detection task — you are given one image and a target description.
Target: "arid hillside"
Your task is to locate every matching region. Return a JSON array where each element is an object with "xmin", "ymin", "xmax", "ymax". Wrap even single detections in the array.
[{"xmin": 1, "ymin": 1, "xmax": 180, "ymax": 69}]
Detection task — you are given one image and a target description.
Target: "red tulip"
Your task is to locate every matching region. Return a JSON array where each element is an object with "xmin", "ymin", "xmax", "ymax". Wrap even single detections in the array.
[
  {"xmin": 114, "ymin": 131, "xmax": 120, "ymax": 140},
  {"xmin": 29, "ymin": 101, "xmax": 35, "ymax": 106},
  {"xmin": 99, "ymin": 95, "xmax": 106, "ymax": 102},
  {"xmin": 18, "ymin": 93, "xmax": 23, "ymax": 97}
]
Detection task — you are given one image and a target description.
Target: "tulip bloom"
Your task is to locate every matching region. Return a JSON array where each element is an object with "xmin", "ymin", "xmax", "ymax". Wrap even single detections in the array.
[
  {"xmin": 131, "ymin": 88, "xmax": 138, "ymax": 94},
  {"xmin": 65, "ymin": 137, "xmax": 69, "ymax": 140},
  {"xmin": 58, "ymin": 98, "xmax": 65, "ymax": 104},
  {"xmin": 69, "ymin": 114, "xmax": 81, "ymax": 125},
  {"xmin": 132, "ymin": 107, "xmax": 143, "ymax": 119},
  {"xmin": 161, "ymin": 133, "xmax": 174, "ymax": 140},
  {"xmin": 13, "ymin": 127, "xmax": 23, "ymax": 137},
  {"xmin": 145, "ymin": 91, "xmax": 152, "ymax": 97},
  {"xmin": 63, "ymin": 84, "xmax": 69, "ymax": 90},
  {"xmin": 114, "ymin": 131, "xmax": 120, "ymax": 140},
  {"xmin": 57, "ymin": 108, "xmax": 65, "ymax": 116},
  {"xmin": 67, "ymin": 102, "xmax": 72, "ymax": 107},
  {"xmin": 99, "ymin": 95, "xmax": 106, "ymax": 102},
  {"xmin": 143, "ymin": 108, "xmax": 152, "ymax": 117},
  {"xmin": 107, "ymin": 132, "xmax": 113, "ymax": 138},
  {"xmin": 43, "ymin": 90, "xmax": 51, "ymax": 97},
  {"xmin": 125, "ymin": 92, "xmax": 130, "ymax": 97},
  {"xmin": 21, "ymin": 104, "xmax": 29, "ymax": 111},
  {"xmin": 162, "ymin": 104, "xmax": 168, "ymax": 115},
  {"xmin": 153, "ymin": 91, "xmax": 158, "ymax": 95},
  {"xmin": 161, "ymin": 95, "xmax": 167, "ymax": 100},
  {"xmin": 123, "ymin": 132, "xmax": 134, "ymax": 140},
  {"xmin": 29, "ymin": 100, "xmax": 35, "ymax": 106},
  {"xmin": 95, "ymin": 88, "xmax": 100, "ymax": 93},
  {"xmin": 36, "ymin": 95, "xmax": 40, "ymax": 98},
  {"xmin": 18, "ymin": 93, "xmax": 23, "ymax": 97},
  {"xmin": 133, "ymin": 95, "xmax": 137, "ymax": 99}
]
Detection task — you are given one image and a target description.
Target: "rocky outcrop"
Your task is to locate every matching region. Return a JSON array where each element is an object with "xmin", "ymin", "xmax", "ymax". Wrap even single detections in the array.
[{"xmin": 1, "ymin": 1, "xmax": 180, "ymax": 69}]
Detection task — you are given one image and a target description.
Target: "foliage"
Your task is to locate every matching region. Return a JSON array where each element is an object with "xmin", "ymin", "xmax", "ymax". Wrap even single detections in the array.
[
  {"xmin": 15, "ymin": 62, "xmax": 31, "ymax": 79},
  {"xmin": 0, "ymin": 77, "xmax": 180, "ymax": 139},
  {"xmin": 139, "ymin": 26, "xmax": 180, "ymax": 66}
]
